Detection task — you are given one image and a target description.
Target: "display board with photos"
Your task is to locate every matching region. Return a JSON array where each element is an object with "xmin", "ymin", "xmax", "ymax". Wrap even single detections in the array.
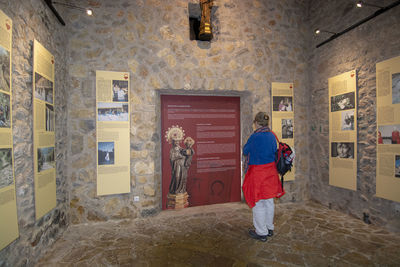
[
  {"xmin": 329, "ymin": 70, "xmax": 357, "ymax": 190},
  {"xmin": 33, "ymin": 39, "xmax": 56, "ymax": 220},
  {"xmin": 271, "ymin": 82, "xmax": 295, "ymax": 181},
  {"xmin": 96, "ymin": 71, "xmax": 130, "ymax": 196},
  {"xmin": 376, "ymin": 55, "xmax": 400, "ymax": 202},
  {"xmin": 0, "ymin": 9, "xmax": 19, "ymax": 251}
]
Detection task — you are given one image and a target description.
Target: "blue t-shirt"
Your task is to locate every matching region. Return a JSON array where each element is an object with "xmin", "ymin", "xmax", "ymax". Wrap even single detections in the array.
[{"xmin": 243, "ymin": 131, "xmax": 277, "ymax": 165}]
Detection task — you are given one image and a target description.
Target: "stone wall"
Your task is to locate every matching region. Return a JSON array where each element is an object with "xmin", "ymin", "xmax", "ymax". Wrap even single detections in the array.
[
  {"xmin": 67, "ymin": 0, "xmax": 310, "ymax": 224},
  {"xmin": 0, "ymin": 0, "xmax": 69, "ymax": 266},
  {"xmin": 308, "ymin": 0, "xmax": 400, "ymax": 231},
  {"xmin": 1, "ymin": 0, "xmax": 398, "ymax": 265}
]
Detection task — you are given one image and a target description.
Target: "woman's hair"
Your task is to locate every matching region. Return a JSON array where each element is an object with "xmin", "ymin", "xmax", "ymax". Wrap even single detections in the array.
[{"xmin": 254, "ymin": 112, "xmax": 269, "ymax": 127}]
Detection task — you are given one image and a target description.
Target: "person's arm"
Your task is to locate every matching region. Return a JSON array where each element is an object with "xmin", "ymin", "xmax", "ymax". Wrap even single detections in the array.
[
  {"xmin": 268, "ymin": 132, "xmax": 278, "ymax": 154},
  {"xmin": 243, "ymin": 134, "xmax": 254, "ymax": 156}
]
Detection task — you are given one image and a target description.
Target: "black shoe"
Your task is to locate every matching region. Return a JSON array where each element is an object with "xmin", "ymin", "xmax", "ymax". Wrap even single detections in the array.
[
  {"xmin": 267, "ymin": 230, "xmax": 274, "ymax": 237},
  {"xmin": 248, "ymin": 229, "xmax": 267, "ymax": 242}
]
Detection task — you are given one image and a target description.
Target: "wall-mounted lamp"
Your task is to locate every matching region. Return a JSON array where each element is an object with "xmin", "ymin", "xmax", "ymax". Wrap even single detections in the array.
[
  {"xmin": 314, "ymin": 29, "xmax": 336, "ymax": 35},
  {"xmin": 356, "ymin": 1, "xmax": 383, "ymax": 8}
]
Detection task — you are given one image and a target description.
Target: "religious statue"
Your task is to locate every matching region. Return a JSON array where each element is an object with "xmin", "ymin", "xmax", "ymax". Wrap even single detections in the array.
[
  {"xmin": 199, "ymin": 0, "xmax": 213, "ymax": 41},
  {"xmin": 165, "ymin": 126, "xmax": 195, "ymax": 209}
]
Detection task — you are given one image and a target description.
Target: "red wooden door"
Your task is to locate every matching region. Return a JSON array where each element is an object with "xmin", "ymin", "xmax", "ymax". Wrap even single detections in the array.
[{"xmin": 161, "ymin": 95, "xmax": 241, "ymax": 209}]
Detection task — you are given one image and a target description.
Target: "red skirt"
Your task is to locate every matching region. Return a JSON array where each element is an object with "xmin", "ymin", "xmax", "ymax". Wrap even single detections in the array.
[{"xmin": 242, "ymin": 162, "xmax": 285, "ymax": 208}]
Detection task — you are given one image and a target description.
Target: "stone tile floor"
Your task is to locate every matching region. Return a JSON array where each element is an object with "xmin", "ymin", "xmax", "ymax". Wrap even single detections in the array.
[{"xmin": 37, "ymin": 201, "xmax": 400, "ymax": 266}]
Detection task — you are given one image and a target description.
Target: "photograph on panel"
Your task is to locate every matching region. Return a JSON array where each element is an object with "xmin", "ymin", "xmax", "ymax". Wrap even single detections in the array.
[
  {"xmin": 273, "ymin": 96, "xmax": 293, "ymax": 111},
  {"xmin": 112, "ymin": 80, "xmax": 128, "ymax": 102},
  {"xmin": 281, "ymin": 119, "xmax": 293, "ymax": 139},
  {"xmin": 0, "ymin": 148, "xmax": 13, "ymax": 189},
  {"xmin": 0, "ymin": 91, "xmax": 10, "ymax": 127},
  {"xmin": 341, "ymin": 110, "xmax": 354, "ymax": 131},
  {"xmin": 378, "ymin": 124, "xmax": 400, "ymax": 144},
  {"xmin": 331, "ymin": 92, "xmax": 355, "ymax": 112},
  {"xmin": 393, "ymin": 72, "xmax": 400, "ymax": 104},
  {"xmin": 37, "ymin": 147, "xmax": 55, "ymax": 172},
  {"xmin": 395, "ymin": 155, "xmax": 400, "ymax": 178},
  {"xmin": 0, "ymin": 46, "xmax": 10, "ymax": 92},
  {"xmin": 98, "ymin": 142, "xmax": 115, "ymax": 165},
  {"xmin": 45, "ymin": 104, "xmax": 54, "ymax": 131},
  {"xmin": 331, "ymin": 142, "xmax": 354, "ymax": 159},
  {"xmin": 35, "ymin": 72, "xmax": 53, "ymax": 104},
  {"xmin": 97, "ymin": 102, "xmax": 128, "ymax": 121}
]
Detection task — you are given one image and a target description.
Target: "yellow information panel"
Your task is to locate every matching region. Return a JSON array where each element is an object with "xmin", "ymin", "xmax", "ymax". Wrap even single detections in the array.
[
  {"xmin": 96, "ymin": 71, "xmax": 130, "ymax": 196},
  {"xmin": 0, "ymin": 9, "xmax": 19, "ymax": 251},
  {"xmin": 376, "ymin": 55, "xmax": 400, "ymax": 202},
  {"xmin": 33, "ymin": 39, "xmax": 56, "ymax": 219},
  {"xmin": 329, "ymin": 70, "xmax": 357, "ymax": 190},
  {"xmin": 271, "ymin": 82, "xmax": 295, "ymax": 181}
]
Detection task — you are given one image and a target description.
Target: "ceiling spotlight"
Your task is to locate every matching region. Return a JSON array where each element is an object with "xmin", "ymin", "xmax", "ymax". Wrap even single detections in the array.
[
  {"xmin": 314, "ymin": 29, "xmax": 336, "ymax": 35},
  {"xmin": 356, "ymin": 1, "xmax": 383, "ymax": 8},
  {"xmin": 53, "ymin": 1, "xmax": 94, "ymax": 16},
  {"xmin": 317, "ymin": 0, "xmax": 400, "ymax": 48}
]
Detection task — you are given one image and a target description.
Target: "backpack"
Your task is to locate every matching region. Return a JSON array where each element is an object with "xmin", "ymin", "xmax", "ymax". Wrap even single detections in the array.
[{"xmin": 270, "ymin": 131, "xmax": 295, "ymax": 188}]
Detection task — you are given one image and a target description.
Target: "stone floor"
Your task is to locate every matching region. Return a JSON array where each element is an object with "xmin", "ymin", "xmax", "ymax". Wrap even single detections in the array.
[{"xmin": 37, "ymin": 201, "xmax": 400, "ymax": 266}]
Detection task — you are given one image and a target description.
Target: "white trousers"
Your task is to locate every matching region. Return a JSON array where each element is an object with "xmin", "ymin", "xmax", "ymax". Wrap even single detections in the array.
[{"xmin": 252, "ymin": 198, "xmax": 274, "ymax": 236}]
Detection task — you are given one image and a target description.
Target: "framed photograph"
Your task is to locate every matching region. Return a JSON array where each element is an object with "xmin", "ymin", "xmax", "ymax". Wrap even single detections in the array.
[
  {"xmin": 273, "ymin": 96, "xmax": 293, "ymax": 112},
  {"xmin": 281, "ymin": 119, "xmax": 293, "ymax": 139},
  {"xmin": 0, "ymin": 46, "xmax": 10, "ymax": 92},
  {"xmin": 35, "ymin": 72, "xmax": 53, "ymax": 104},
  {"xmin": 37, "ymin": 147, "xmax": 55, "ymax": 172},
  {"xmin": 97, "ymin": 102, "xmax": 129, "ymax": 121},
  {"xmin": 378, "ymin": 124, "xmax": 400, "ymax": 144},
  {"xmin": 0, "ymin": 91, "xmax": 11, "ymax": 128},
  {"xmin": 331, "ymin": 142, "xmax": 354, "ymax": 159},
  {"xmin": 46, "ymin": 104, "xmax": 55, "ymax": 131},
  {"xmin": 392, "ymin": 72, "xmax": 400, "ymax": 104},
  {"xmin": 341, "ymin": 110, "xmax": 354, "ymax": 131},
  {"xmin": 395, "ymin": 155, "xmax": 400, "ymax": 178},
  {"xmin": 112, "ymin": 80, "xmax": 128, "ymax": 102},
  {"xmin": 331, "ymin": 92, "xmax": 355, "ymax": 112},
  {"xmin": 98, "ymin": 142, "xmax": 115, "ymax": 165},
  {"xmin": 0, "ymin": 148, "xmax": 13, "ymax": 189}
]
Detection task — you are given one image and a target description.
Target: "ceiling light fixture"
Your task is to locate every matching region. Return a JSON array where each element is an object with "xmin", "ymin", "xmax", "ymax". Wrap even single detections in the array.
[
  {"xmin": 52, "ymin": 2, "xmax": 94, "ymax": 16},
  {"xmin": 314, "ymin": 29, "xmax": 336, "ymax": 35},
  {"xmin": 316, "ymin": 0, "xmax": 400, "ymax": 48},
  {"xmin": 44, "ymin": 0, "xmax": 94, "ymax": 26},
  {"xmin": 356, "ymin": 1, "xmax": 383, "ymax": 9}
]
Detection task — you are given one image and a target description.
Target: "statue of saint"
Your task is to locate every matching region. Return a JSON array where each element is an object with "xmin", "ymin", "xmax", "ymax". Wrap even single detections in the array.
[
  {"xmin": 168, "ymin": 138, "xmax": 186, "ymax": 194},
  {"xmin": 199, "ymin": 0, "xmax": 213, "ymax": 41},
  {"xmin": 165, "ymin": 126, "xmax": 195, "ymax": 195}
]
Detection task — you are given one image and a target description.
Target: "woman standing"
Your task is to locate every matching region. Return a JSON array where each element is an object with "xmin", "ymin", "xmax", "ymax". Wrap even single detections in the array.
[{"xmin": 242, "ymin": 112, "xmax": 285, "ymax": 242}]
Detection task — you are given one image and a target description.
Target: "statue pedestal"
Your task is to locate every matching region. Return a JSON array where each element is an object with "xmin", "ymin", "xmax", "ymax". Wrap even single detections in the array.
[{"xmin": 166, "ymin": 193, "xmax": 189, "ymax": 209}]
